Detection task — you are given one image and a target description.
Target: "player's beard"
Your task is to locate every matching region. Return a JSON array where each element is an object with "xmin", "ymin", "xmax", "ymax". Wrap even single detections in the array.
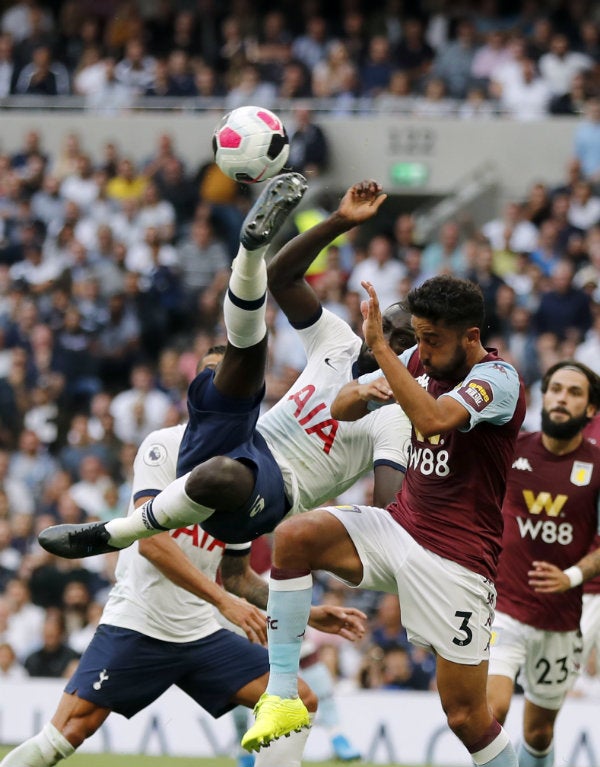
[
  {"xmin": 541, "ymin": 408, "xmax": 590, "ymax": 440},
  {"xmin": 426, "ymin": 345, "xmax": 468, "ymax": 381}
]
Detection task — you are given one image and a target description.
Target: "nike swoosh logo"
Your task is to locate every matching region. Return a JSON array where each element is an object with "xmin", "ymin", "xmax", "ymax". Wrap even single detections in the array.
[{"xmin": 324, "ymin": 358, "xmax": 338, "ymax": 370}]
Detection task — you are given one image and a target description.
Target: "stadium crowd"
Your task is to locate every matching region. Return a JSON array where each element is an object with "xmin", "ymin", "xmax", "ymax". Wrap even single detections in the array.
[
  {"xmin": 3, "ymin": 0, "xmax": 600, "ymax": 708},
  {"xmin": 0, "ymin": 0, "xmax": 599, "ymax": 117}
]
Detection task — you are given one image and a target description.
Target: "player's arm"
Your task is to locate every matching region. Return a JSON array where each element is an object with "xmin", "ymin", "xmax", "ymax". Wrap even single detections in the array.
[
  {"xmin": 332, "ymin": 377, "xmax": 395, "ymax": 421},
  {"xmin": 268, "ymin": 180, "xmax": 387, "ymax": 324},
  {"xmin": 360, "ymin": 281, "xmax": 470, "ymax": 436},
  {"xmin": 529, "ymin": 551, "xmax": 600, "ymax": 594},
  {"xmin": 220, "ymin": 551, "xmax": 269, "ymax": 609},
  {"xmin": 136, "ymin": 499, "xmax": 267, "ymax": 645},
  {"xmin": 373, "ymin": 464, "xmax": 405, "ymax": 507}
]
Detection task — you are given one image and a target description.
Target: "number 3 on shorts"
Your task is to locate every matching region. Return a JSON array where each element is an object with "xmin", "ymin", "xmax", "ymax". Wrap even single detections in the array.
[{"xmin": 452, "ymin": 610, "xmax": 473, "ymax": 647}]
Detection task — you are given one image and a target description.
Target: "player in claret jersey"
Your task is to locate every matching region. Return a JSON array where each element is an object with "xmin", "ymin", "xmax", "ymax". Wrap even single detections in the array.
[
  {"xmin": 487, "ymin": 360, "xmax": 600, "ymax": 767},
  {"xmin": 242, "ymin": 274, "xmax": 526, "ymax": 767}
]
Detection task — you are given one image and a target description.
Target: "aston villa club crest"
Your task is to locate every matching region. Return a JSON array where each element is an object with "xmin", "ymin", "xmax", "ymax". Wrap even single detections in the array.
[{"xmin": 570, "ymin": 461, "xmax": 593, "ymax": 487}]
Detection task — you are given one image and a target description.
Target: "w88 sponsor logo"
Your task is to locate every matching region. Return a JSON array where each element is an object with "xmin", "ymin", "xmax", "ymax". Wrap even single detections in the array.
[
  {"xmin": 517, "ymin": 517, "xmax": 573, "ymax": 545},
  {"xmin": 407, "ymin": 441, "xmax": 450, "ymax": 477}
]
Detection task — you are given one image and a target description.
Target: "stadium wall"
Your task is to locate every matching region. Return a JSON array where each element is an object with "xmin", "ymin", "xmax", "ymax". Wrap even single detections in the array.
[
  {"xmin": 0, "ymin": 681, "xmax": 598, "ymax": 765},
  {"xmin": 0, "ymin": 112, "xmax": 579, "ymax": 200}
]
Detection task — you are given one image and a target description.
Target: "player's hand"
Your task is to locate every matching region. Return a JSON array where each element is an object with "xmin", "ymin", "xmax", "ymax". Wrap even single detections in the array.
[
  {"xmin": 307, "ymin": 605, "xmax": 367, "ymax": 641},
  {"xmin": 528, "ymin": 561, "xmax": 571, "ymax": 593},
  {"xmin": 361, "ymin": 280, "xmax": 386, "ymax": 354},
  {"xmin": 337, "ymin": 180, "xmax": 387, "ymax": 224},
  {"xmin": 357, "ymin": 376, "xmax": 394, "ymax": 404},
  {"xmin": 220, "ymin": 594, "xmax": 268, "ymax": 645}
]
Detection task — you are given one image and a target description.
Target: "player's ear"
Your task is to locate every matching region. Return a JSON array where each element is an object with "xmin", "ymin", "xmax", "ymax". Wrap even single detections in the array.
[
  {"xmin": 586, "ymin": 402, "xmax": 597, "ymax": 419},
  {"xmin": 465, "ymin": 326, "xmax": 480, "ymax": 345}
]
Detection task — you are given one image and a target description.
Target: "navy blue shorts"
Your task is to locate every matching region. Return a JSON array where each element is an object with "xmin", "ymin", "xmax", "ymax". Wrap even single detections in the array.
[
  {"xmin": 176, "ymin": 369, "xmax": 290, "ymax": 542},
  {"xmin": 65, "ymin": 625, "xmax": 269, "ymax": 719}
]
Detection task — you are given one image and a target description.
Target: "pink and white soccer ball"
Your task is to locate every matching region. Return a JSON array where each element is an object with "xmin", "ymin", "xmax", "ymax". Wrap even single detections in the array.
[{"xmin": 212, "ymin": 105, "xmax": 290, "ymax": 184}]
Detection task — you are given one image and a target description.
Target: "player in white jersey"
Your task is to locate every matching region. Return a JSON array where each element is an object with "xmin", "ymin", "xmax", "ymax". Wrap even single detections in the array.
[
  {"xmin": 0, "ymin": 349, "xmax": 367, "ymax": 767},
  {"xmin": 39, "ymin": 179, "xmax": 413, "ymax": 559}
]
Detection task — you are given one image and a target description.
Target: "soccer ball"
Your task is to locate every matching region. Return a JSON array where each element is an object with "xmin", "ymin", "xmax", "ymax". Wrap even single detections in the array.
[{"xmin": 212, "ymin": 105, "xmax": 290, "ymax": 184}]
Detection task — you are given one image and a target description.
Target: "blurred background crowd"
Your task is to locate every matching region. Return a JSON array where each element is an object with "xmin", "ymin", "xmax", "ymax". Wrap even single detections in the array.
[{"xmin": 3, "ymin": 0, "xmax": 600, "ymax": 699}]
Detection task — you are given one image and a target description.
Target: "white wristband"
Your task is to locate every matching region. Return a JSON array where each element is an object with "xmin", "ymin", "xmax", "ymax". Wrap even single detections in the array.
[{"xmin": 564, "ymin": 566, "xmax": 584, "ymax": 588}]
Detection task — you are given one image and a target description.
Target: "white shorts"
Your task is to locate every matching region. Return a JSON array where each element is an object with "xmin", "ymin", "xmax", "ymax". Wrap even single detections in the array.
[
  {"xmin": 489, "ymin": 610, "xmax": 582, "ymax": 710},
  {"xmin": 581, "ymin": 593, "xmax": 600, "ymax": 668},
  {"xmin": 324, "ymin": 505, "xmax": 496, "ymax": 665}
]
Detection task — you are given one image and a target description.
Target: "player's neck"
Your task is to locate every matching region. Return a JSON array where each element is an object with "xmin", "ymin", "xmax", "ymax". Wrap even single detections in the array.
[{"xmin": 541, "ymin": 431, "xmax": 584, "ymax": 456}]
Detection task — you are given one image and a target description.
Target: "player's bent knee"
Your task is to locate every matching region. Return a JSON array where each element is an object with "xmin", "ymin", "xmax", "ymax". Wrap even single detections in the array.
[{"xmin": 187, "ymin": 456, "xmax": 253, "ymax": 498}]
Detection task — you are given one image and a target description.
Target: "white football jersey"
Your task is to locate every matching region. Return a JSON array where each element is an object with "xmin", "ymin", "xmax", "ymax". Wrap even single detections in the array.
[
  {"xmin": 257, "ymin": 309, "xmax": 410, "ymax": 514},
  {"xmin": 100, "ymin": 425, "xmax": 249, "ymax": 642}
]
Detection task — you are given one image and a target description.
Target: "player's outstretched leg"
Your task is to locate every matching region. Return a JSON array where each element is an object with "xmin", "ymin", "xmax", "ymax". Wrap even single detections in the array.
[{"xmin": 37, "ymin": 173, "xmax": 308, "ymax": 561}]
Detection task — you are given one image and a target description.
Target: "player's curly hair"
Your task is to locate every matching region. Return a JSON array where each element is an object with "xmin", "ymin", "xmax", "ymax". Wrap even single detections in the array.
[
  {"xmin": 405, "ymin": 275, "xmax": 485, "ymax": 332},
  {"xmin": 541, "ymin": 360, "xmax": 600, "ymax": 409}
]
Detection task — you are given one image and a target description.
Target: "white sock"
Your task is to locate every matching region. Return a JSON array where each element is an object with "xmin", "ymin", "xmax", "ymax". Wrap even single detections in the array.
[
  {"xmin": 225, "ymin": 244, "xmax": 267, "ymax": 348},
  {"xmin": 472, "ymin": 727, "xmax": 518, "ymax": 767},
  {"xmin": 0, "ymin": 723, "xmax": 75, "ymax": 766},
  {"xmin": 105, "ymin": 473, "xmax": 214, "ymax": 546},
  {"xmin": 253, "ymin": 714, "xmax": 313, "ymax": 767}
]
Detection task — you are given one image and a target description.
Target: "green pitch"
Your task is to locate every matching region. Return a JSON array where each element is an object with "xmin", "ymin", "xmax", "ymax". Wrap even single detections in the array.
[{"xmin": 0, "ymin": 748, "xmax": 404, "ymax": 767}]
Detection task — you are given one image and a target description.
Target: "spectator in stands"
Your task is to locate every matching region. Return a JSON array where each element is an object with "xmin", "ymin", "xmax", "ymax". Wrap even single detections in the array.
[
  {"xmin": 573, "ymin": 97, "xmax": 600, "ymax": 185},
  {"xmin": 575, "ymin": 309, "xmax": 600, "ymax": 375},
  {"xmin": 412, "ymin": 76, "xmax": 456, "ymax": 117},
  {"xmin": 534, "ymin": 258, "xmax": 593, "ymax": 342},
  {"xmin": 291, "ymin": 14, "xmax": 328, "ymax": 74},
  {"xmin": 68, "ymin": 454, "xmax": 113, "ymax": 518},
  {"xmin": 51, "ymin": 131, "xmax": 82, "ymax": 182},
  {"xmin": 153, "ymin": 156, "xmax": 197, "ymax": 233},
  {"xmin": 93, "ymin": 290, "xmax": 141, "ymax": 392},
  {"xmin": 311, "ymin": 40, "xmax": 356, "ymax": 100},
  {"xmin": 24, "ymin": 608, "xmax": 80, "ymax": 678},
  {"xmin": 550, "ymin": 69, "xmax": 593, "ymax": 115},
  {"xmin": 360, "ymin": 35, "xmax": 395, "ymax": 97},
  {"xmin": 277, "ymin": 59, "xmax": 312, "ymax": 99},
  {"xmin": 380, "ymin": 644, "xmax": 433, "ymax": 691},
  {"xmin": 108, "ymin": 361, "xmax": 171, "ymax": 445},
  {"xmin": 395, "ymin": 15, "xmax": 434, "ymax": 89},
  {"xmin": 60, "ymin": 153, "xmax": 98, "ymax": 213},
  {"xmin": 14, "ymin": 44, "xmax": 70, "ymax": 96},
  {"xmin": 420, "ymin": 220, "xmax": 467, "ymax": 276},
  {"xmin": 224, "ymin": 62, "xmax": 276, "ymax": 110},
  {"xmin": 137, "ymin": 181, "xmax": 175, "ymax": 244},
  {"xmin": 347, "ymin": 233, "xmax": 405, "ymax": 310},
  {"xmin": 0, "ymin": 640, "xmax": 26, "ymax": 678},
  {"xmin": 0, "ymin": 448, "xmax": 34, "ymax": 516},
  {"xmin": 567, "ymin": 178, "xmax": 600, "ymax": 230},
  {"xmin": 105, "ymin": 157, "xmax": 147, "ymax": 203},
  {"xmin": 497, "ymin": 55, "xmax": 552, "ymax": 120},
  {"xmin": 529, "ymin": 218, "xmax": 564, "ymax": 276},
  {"xmin": 0, "ymin": 33, "xmax": 16, "ymax": 97},
  {"xmin": 538, "ymin": 32, "xmax": 593, "ymax": 98},
  {"xmin": 252, "ymin": 9, "xmax": 292, "ymax": 85},
  {"xmin": 287, "ymin": 106, "xmax": 329, "ymax": 178},
  {"xmin": 177, "ymin": 217, "xmax": 229, "ymax": 314},
  {"xmin": 114, "ymin": 37, "xmax": 155, "ymax": 94},
  {"xmin": 84, "ymin": 57, "xmax": 136, "ymax": 115},
  {"xmin": 431, "ymin": 16, "xmax": 478, "ymax": 98},
  {"xmin": 482, "ymin": 199, "xmax": 539, "ymax": 263},
  {"xmin": 4, "ymin": 576, "xmax": 45, "ymax": 662},
  {"xmin": 1, "ymin": 0, "xmax": 53, "ymax": 46}
]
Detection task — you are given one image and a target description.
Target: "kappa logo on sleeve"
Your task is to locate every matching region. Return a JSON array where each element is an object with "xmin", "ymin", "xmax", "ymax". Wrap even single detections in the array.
[{"xmin": 457, "ymin": 379, "xmax": 493, "ymax": 412}]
